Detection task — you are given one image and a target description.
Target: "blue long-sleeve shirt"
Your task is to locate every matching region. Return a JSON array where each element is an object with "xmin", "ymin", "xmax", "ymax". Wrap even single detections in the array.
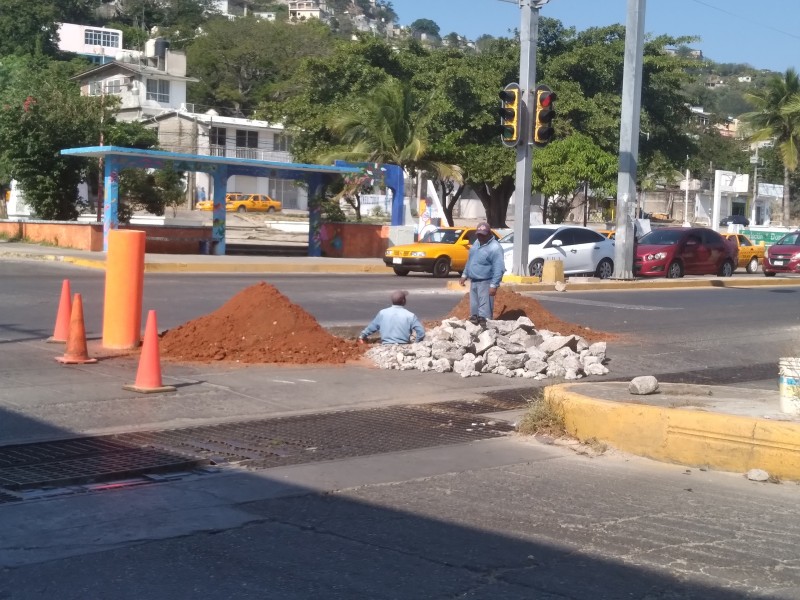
[
  {"xmin": 360, "ymin": 305, "xmax": 425, "ymax": 344},
  {"xmin": 464, "ymin": 237, "xmax": 505, "ymax": 287}
]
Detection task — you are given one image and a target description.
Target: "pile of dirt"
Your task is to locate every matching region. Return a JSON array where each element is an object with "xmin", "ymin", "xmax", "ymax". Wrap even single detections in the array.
[
  {"xmin": 159, "ymin": 282, "xmax": 365, "ymax": 364},
  {"xmin": 159, "ymin": 282, "xmax": 613, "ymax": 365},
  {"xmin": 446, "ymin": 287, "xmax": 614, "ymax": 343}
]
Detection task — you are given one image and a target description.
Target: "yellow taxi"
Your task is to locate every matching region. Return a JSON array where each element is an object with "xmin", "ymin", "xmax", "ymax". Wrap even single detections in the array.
[
  {"xmin": 722, "ymin": 233, "xmax": 765, "ymax": 273},
  {"xmin": 383, "ymin": 227, "xmax": 500, "ymax": 278},
  {"xmin": 197, "ymin": 193, "xmax": 281, "ymax": 213},
  {"xmin": 598, "ymin": 229, "xmax": 616, "ymax": 240}
]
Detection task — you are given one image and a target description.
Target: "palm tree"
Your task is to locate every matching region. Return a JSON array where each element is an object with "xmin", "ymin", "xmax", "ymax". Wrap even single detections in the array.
[
  {"xmin": 323, "ymin": 77, "xmax": 461, "ymax": 218},
  {"xmin": 741, "ymin": 68, "xmax": 800, "ymax": 225}
]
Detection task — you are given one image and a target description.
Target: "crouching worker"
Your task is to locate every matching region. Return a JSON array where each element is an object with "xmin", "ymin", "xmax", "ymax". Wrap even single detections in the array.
[{"xmin": 358, "ymin": 290, "xmax": 425, "ymax": 345}]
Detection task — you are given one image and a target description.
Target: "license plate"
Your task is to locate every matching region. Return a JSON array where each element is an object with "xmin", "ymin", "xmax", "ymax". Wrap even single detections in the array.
[
  {"xmin": 392, "ymin": 257, "xmax": 402, "ymax": 264},
  {"xmin": 773, "ymin": 260, "xmax": 785, "ymax": 266}
]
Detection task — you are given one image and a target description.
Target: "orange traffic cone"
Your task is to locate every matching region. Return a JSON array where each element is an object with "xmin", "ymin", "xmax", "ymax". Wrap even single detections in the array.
[
  {"xmin": 123, "ymin": 310, "xmax": 176, "ymax": 394},
  {"xmin": 55, "ymin": 293, "xmax": 97, "ymax": 364},
  {"xmin": 47, "ymin": 279, "xmax": 72, "ymax": 343}
]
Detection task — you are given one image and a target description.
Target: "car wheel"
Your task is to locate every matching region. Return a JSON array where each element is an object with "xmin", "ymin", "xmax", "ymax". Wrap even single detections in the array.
[
  {"xmin": 666, "ymin": 261, "xmax": 683, "ymax": 278},
  {"xmin": 764, "ymin": 270, "xmax": 776, "ymax": 277},
  {"xmin": 528, "ymin": 258, "xmax": 545, "ymax": 278},
  {"xmin": 432, "ymin": 257, "xmax": 451, "ymax": 278},
  {"xmin": 595, "ymin": 258, "xmax": 614, "ymax": 279},
  {"xmin": 719, "ymin": 260, "xmax": 734, "ymax": 277},
  {"xmin": 393, "ymin": 267, "xmax": 410, "ymax": 276},
  {"xmin": 236, "ymin": 205, "xmax": 247, "ymax": 213},
  {"xmin": 746, "ymin": 257, "xmax": 759, "ymax": 274},
  {"xmin": 267, "ymin": 206, "xmax": 276, "ymax": 213}
]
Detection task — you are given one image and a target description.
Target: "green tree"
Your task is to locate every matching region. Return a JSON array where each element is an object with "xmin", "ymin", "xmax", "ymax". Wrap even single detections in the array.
[
  {"xmin": 0, "ymin": 57, "xmax": 106, "ymax": 220},
  {"xmin": 409, "ymin": 18, "xmax": 440, "ymax": 38},
  {"xmin": 741, "ymin": 68, "xmax": 800, "ymax": 224},
  {"xmin": 531, "ymin": 134, "xmax": 617, "ymax": 223},
  {"xmin": 0, "ymin": 0, "xmax": 59, "ymax": 56},
  {"xmin": 187, "ymin": 17, "xmax": 333, "ymax": 116},
  {"xmin": 323, "ymin": 77, "xmax": 460, "ymax": 217}
]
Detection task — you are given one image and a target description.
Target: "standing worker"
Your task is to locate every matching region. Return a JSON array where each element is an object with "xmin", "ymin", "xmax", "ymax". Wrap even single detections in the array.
[
  {"xmin": 460, "ymin": 222, "xmax": 505, "ymax": 326},
  {"xmin": 359, "ymin": 290, "xmax": 425, "ymax": 345}
]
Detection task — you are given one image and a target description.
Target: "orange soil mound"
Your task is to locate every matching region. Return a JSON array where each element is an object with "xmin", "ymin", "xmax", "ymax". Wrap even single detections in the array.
[
  {"xmin": 446, "ymin": 287, "xmax": 614, "ymax": 343},
  {"xmin": 159, "ymin": 282, "xmax": 365, "ymax": 364}
]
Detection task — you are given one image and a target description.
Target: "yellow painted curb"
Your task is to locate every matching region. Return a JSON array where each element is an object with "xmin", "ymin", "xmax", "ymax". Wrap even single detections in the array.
[{"xmin": 545, "ymin": 383, "xmax": 800, "ymax": 480}]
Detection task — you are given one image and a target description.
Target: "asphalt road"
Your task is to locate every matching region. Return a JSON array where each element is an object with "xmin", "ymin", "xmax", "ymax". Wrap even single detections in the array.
[{"xmin": 2, "ymin": 260, "xmax": 796, "ymax": 385}]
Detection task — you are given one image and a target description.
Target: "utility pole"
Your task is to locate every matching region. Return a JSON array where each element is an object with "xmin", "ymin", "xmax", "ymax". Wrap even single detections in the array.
[
  {"xmin": 97, "ymin": 90, "xmax": 105, "ymax": 223},
  {"xmin": 510, "ymin": 0, "xmax": 548, "ymax": 277},
  {"xmin": 750, "ymin": 146, "xmax": 760, "ymax": 222},
  {"xmin": 612, "ymin": 0, "xmax": 646, "ymax": 280}
]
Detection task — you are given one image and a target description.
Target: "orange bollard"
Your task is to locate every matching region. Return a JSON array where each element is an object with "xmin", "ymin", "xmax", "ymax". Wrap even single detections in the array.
[
  {"xmin": 123, "ymin": 310, "xmax": 176, "ymax": 394},
  {"xmin": 103, "ymin": 229, "xmax": 146, "ymax": 349},
  {"xmin": 47, "ymin": 279, "xmax": 72, "ymax": 343},
  {"xmin": 55, "ymin": 293, "xmax": 97, "ymax": 364}
]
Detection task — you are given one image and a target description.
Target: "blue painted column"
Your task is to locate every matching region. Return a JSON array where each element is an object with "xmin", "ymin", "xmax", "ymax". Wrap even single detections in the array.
[
  {"xmin": 210, "ymin": 167, "xmax": 228, "ymax": 255},
  {"xmin": 383, "ymin": 164, "xmax": 405, "ymax": 226},
  {"xmin": 103, "ymin": 157, "xmax": 120, "ymax": 252},
  {"xmin": 307, "ymin": 173, "xmax": 326, "ymax": 257}
]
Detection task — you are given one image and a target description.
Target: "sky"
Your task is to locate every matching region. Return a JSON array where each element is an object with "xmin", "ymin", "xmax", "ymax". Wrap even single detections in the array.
[{"xmin": 390, "ymin": 0, "xmax": 800, "ymax": 74}]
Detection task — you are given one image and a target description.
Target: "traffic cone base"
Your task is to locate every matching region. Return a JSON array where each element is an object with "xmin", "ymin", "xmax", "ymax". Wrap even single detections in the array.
[
  {"xmin": 55, "ymin": 293, "xmax": 97, "ymax": 365},
  {"xmin": 124, "ymin": 309, "xmax": 175, "ymax": 394},
  {"xmin": 48, "ymin": 279, "xmax": 72, "ymax": 343},
  {"xmin": 123, "ymin": 382, "xmax": 176, "ymax": 394}
]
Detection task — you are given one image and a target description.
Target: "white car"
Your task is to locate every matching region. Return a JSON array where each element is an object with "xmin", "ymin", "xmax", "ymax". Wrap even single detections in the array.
[{"xmin": 500, "ymin": 225, "xmax": 616, "ymax": 278}]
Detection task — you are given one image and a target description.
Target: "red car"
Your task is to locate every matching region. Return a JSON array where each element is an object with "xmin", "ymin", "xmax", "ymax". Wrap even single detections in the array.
[
  {"xmin": 763, "ymin": 230, "xmax": 800, "ymax": 277},
  {"xmin": 634, "ymin": 227, "xmax": 737, "ymax": 278}
]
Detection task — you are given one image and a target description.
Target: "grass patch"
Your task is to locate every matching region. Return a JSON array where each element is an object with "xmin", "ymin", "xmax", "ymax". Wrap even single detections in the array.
[{"xmin": 517, "ymin": 391, "xmax": 566, "ymax": 437}]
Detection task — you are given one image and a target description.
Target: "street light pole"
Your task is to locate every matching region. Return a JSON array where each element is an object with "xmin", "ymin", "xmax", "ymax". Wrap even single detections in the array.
[{"xmin": 612, "ymin": 0, "xmax": 646, "ymax": 280}]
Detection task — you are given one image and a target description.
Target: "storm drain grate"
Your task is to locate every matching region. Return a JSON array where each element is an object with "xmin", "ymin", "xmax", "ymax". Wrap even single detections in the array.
[{"xmin": 0, "ymin": 397, "xmax": 524, "ymax": 496}]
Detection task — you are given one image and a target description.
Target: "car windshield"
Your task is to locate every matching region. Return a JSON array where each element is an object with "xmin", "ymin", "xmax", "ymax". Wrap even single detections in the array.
[
  {"xmin": 499, "ymin": 228, "xmax": 555, "ymax": 245},
  {"xmin": 776, "ymin": 232, "xmax": 800, "ymax": 246},
  {"xmin": 421, "ymin": 229, "xmax": 463, "ymax": 244},
  {"xmin": 639, "ymin": 230, "xmax": 684, "ymax": 245}
]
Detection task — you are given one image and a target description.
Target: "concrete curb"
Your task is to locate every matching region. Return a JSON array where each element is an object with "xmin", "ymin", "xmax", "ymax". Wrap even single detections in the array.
[
  {"xmin": 448, "ymin": 277, "xmax": 800, "ymax": 292},
  {"xmin": 546, "ymin": 383, "xmax": 800, "ymax": 481}
]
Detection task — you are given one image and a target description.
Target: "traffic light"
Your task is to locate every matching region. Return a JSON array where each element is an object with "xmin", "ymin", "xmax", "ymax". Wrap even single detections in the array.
[
  {"xmin": 533, "ymin": 84, "xmax": 557, "ymax": 147},
  {"xmin": 498, "ymin": 83, "xmax": 521, "ymax": 147}
]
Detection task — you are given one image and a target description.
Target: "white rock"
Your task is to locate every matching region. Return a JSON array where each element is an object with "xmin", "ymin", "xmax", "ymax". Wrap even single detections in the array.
[
  {"xmin": 629, "ymin": 376, "xmax": 659, "ymax": 395},
  {"xmin": 746, "ymin": 469, "xmax": 770, "ymax": 482}
]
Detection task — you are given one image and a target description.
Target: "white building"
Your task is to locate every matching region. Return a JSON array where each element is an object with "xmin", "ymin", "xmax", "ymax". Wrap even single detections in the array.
[
  {"xmin": 57, "ymin": 23, "xmax": 123, "ymax": 65},
  {"xmin": 144, "ymin": 109, "xmax": 307, "ymax": 210},
  {"xmin": 72, "ymin": 38, "xmax": 198, "ymax": 122},
  {"xmin": 289, "ymin": 0, "xmax": 328, "ymax": 21}
]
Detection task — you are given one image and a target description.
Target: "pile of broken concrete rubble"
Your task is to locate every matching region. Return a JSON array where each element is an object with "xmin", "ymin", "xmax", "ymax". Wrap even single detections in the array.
[{"xmin": 365, "ymin": 316, "xmax": 610, "ymax": 378}]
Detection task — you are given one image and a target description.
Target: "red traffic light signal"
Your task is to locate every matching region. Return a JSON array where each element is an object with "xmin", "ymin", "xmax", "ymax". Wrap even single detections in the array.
[
  {"xmin": 533, "ymin": 84, "xmax": 557, "ymax": 147},
  {"xmin": 498, "ymin": 83, "xmax": 521, "ymax": 147}
]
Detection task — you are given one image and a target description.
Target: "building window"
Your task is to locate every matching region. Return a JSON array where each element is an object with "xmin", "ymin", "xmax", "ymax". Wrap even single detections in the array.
[
  {"xmin": 210, "ymin": 127, "xmax": 226, "ymax": 156},
  {"xmin": 105, "ymin": 79, "xmax": 122, "ymax": 94},
  {"xmin": 235, "ymin": 130, "xmax": 258, "ymax": 158},
  {"xmin": 274, "ymin": 133, "xmax": 291, "ymax": 152},
  {"xmin": 84, "ymin": 29, "xmax": 121, "ymax": 48},
  {"xmin": 89, "ymin": 81, "xmax": 103, "ymax": 96},
  {"xmin": 146, "ymin": 79, "xmax": 170, "ymax": 103}
]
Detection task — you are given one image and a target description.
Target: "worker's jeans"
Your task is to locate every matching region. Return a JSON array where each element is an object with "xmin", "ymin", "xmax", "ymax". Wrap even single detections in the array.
[{"xmin": 469, "ymin": 279, "xmax": 494, "ymax": 320}]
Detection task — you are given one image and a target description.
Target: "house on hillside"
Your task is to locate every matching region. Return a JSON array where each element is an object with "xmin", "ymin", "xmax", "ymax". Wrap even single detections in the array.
[
  {"xmin": 57, "ymin": 23, "xmax": 123, "ymax": 65},
  {"xmin": 71, "ymin": 38, "xmax": 198, "ymax": 121}
]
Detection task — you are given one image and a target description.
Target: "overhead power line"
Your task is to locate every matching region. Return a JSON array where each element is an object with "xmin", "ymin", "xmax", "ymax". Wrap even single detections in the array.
[{"xmin": 690, "ymin": 0, "xmax": 800, "ymax": 42}]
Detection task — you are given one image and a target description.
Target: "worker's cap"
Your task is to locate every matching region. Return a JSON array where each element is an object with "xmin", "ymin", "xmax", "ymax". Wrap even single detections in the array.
[
  {"xmin": 391, "ymin": 290, "xmax": 409, "ymax": 304},
  {"xmin": 476, "ymin": 222, "xmax": 491, "ymax": 235}
]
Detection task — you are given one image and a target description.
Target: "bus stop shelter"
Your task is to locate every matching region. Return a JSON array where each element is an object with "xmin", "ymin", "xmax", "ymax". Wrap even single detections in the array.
[{"xmin": 60, "ymin": 146, "xmax": 405, "ymax": 255}]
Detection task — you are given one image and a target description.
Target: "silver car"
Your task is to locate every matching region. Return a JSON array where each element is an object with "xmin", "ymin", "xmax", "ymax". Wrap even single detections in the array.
[{"xmin": 500, "ymin": 225, "xmax": 616, "ymax": 278}]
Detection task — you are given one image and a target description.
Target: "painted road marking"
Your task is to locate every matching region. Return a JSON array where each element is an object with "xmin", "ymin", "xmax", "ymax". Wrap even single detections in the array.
[{"xmin": 535, "ymin": 297, "xmax": 681, "ymax": 311}]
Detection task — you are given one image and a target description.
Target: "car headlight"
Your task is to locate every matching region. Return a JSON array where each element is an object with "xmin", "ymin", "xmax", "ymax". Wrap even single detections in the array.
[
  {"xmin": 793, "ymin": 252, "xmax": 800, "ymax": 260},
  {"xmin": 645, "ymin": 252, "xmax": 668, "ymax": 261},
  {"xmin": 385, "ymin": 250, "xmax": 394, "ymax": 257},
  {"xmin": 410, "ymin": 251, "xmax": 427, "ymax": 257}
]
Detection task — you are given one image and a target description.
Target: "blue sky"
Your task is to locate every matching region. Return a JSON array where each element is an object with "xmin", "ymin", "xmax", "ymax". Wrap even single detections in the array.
[{"xmin": 390, "ymin": 0, "xmax": 800, "ymax": 73}]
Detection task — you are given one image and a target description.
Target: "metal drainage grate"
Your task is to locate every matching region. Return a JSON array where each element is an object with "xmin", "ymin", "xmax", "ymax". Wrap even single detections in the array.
[{"xmin": 0, "ymin": 396, "xmax": 526, "ymax": 496}]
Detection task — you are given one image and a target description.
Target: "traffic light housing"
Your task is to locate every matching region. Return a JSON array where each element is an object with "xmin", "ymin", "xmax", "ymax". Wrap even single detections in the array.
[
  {"xmin": 498, "ymin": 83, "xmax": 521, "ymax": 147},
  {"xmin": 533, "ymin": 84, "xmax": 557, "ymax": 147}
]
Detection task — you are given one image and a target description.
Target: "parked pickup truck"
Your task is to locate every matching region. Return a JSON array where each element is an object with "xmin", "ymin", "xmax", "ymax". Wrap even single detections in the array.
[{"xmin": 721, "ymin": 233, "xmax": 765, "ymax": 273}]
